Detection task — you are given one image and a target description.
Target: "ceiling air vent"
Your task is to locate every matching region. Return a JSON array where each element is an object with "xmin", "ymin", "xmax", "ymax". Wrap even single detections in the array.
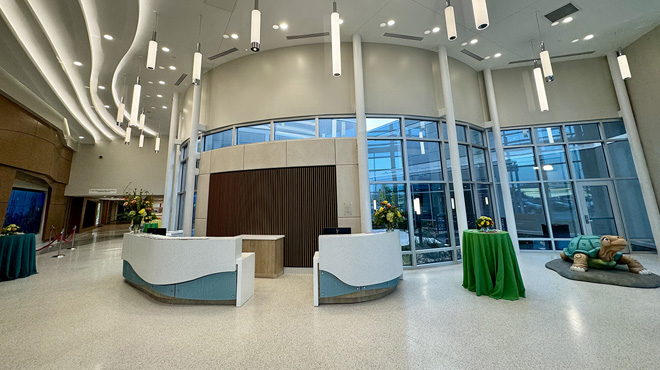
[
  {"xmin": 544, "ymin": 3, "xmax": 579, "ymax": 23},
  {"xmin": 174, "ymin": 73, "xmax": 188, "ymax": 86},
  {"xmin": 508, "ymin": 51, "xmax": 595, "ymax": 65},
  {"xmin": 383, "ymin": 33, "xmax": 423, "ymax": 41},
  {"xmin": 208, "ymin": 48, "xmax": 238, "ymax": 61},
  {"xmin": 286, "ymin": 32, "xmax": 329, "ymax": 40},
  {"xmin": 460, "ymin": 49, "xmax": 484, "ymax": 61}
]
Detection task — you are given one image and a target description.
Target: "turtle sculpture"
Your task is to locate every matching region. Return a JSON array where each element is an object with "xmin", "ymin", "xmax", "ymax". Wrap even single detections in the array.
[{"xmin": 560, "ymin": 235, "xmax": 650, "ymax": 274}]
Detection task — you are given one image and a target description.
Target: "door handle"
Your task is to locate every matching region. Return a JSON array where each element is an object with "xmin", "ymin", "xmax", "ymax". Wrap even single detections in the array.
[{"xmin": 584, "ymin": 214, "xmax": 590, "ymax": 224}]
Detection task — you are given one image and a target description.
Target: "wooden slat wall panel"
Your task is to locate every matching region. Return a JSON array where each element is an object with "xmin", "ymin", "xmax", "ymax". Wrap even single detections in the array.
[{"xmin": 207, "ymin": 166, "xmax": 337, "ymax": 267}]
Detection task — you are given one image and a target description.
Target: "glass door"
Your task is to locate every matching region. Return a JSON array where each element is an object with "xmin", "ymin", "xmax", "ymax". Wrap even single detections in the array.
[{"xmin": 575, "ymin": 181, "xmax": 628, "ymax": 252}]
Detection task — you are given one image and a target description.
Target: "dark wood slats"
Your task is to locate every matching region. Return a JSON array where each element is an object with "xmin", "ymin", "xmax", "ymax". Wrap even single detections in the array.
[{"xmin": 207, "ymin": 166, "xmax": 338, "ymax": 267}]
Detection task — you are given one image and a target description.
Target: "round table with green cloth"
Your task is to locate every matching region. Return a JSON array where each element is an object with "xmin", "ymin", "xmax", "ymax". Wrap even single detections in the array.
[
  {"xmin": 461, "ymin": 230, "xmax": 525, "ymax": 300},
  {"xmin": 0, "ymin": 233, "xmax": 38, "ymax": 281},
  {"xmin": 142, "ymin": 222, "xmax": 159, "ymax": 233}
]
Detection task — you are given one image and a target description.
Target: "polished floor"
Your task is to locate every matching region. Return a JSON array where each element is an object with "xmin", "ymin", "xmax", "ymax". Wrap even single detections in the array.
[{"xmin": 2, "ymin": 228, "xmax": 660, "ymax": 370}]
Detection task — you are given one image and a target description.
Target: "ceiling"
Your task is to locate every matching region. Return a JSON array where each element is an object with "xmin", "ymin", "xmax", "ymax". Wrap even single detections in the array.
[{"xmin": 0, "ymin": 0, "xmax": 659, "ymax": 145}]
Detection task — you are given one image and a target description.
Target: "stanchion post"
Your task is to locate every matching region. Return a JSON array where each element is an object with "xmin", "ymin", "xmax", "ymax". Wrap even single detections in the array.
[
  {"xmin": 67, "ymin": 225, "xmax": 77, "ymax": 250},
  {"xmin": 52, "ymin": 228, "xmax": 65, "ymax": 258}
]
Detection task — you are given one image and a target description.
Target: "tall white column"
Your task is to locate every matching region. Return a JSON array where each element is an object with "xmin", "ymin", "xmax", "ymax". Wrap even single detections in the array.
[
  {"xmin": 161, "ymin": 92, "xmax": 179, "ymax": 230},
  {"xmin": 484, "ymin": 68, "xmax": 520, "ymax": 253},
  {"xmin": 438, "ymin": 45, "xmax": 468, "ymax": 243},
  {"xmin": 183, "ymin": 82, "xmax": 202, "ymax": 236},
  {"xmin": 606, "ymin": 52, "xmax": 660, "ymax": 255},
  {"xmin": 169, "ymin": 143, "xmax": 181, "ymax": 230},
  {"xmin": 353, "ymin": 34, "xmax": 372, "ymax": 233}
]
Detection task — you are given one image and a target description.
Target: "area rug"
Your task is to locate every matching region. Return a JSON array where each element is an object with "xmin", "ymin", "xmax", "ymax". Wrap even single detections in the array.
[{"xmin": 545, "ymin": 258, "xmax": 660, "ymax": 288}]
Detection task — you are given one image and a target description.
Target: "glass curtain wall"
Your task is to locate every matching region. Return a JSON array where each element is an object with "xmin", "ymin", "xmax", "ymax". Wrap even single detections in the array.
[
  {"xmin": 489, "ymin": 120, "xmax": 655, "ymax": 252},
  {"xmin": 175, "ymin": 141, "xmax": 199, "ymax": 233},
  {"xmin": 367, "ymin": 117, "xmax": 491, "ymax": 267}
]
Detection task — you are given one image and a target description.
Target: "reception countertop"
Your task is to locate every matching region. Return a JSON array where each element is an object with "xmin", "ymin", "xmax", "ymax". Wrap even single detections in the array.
[{"xmin": 240, "ymin": 235, "xmax": 285, "ymax": 241}]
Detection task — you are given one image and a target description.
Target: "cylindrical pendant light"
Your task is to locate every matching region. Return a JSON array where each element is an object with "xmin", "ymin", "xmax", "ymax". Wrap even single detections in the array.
[
  {"xmin": 139, "ymin": 109, "xmax": 145, "ymax": 130},
  {"xmin": 124, "ymin": 126, "xmax": 132, "ymax": 145},
  {"xmin": 540, "ymin": 42, "xmax": 554, "ymax": 82},
  {"xmin": 192, "ymin": 43, "xmax": 202, "ymax": 85},
  {"xmin": 617, "ymin": 50, "xmax": 632, "ymax": 80},
  {"xmin": 445, "ymin": 2, "xmax": 457, "ymax": 41},
  {"xmin": 130, "ymin": 77, "xmax": 141, "ymax": 126},
  {"xmin": 250, "ymin": 0, "xmax": 261, "ymax": 52},
  {"xmin": 139, "ymin": 131, "xmax": 144, "ymax": 148},
  {"xmin": 155, "ymin": 135, "xmax": 161, "ymax": 153},
  {"xmin": 472, "ymin": 0, "xmax": 489, "ymax": 30},
  {"xmin": 330, "ymin": 2, "xmax": 341, "ymax": 77},
  {"xmin": 116, "ymin": 97, "xmax": 125, "ymax": 125},
  {"xmin": 146, "ymin": 13, "xmax": 158, "ymax": 70},
  {"xmin": 147, "ymin": 36, "xmax": 157, "ymax": 70},
  {"xmin": 533, "ymin": 61, "xmax": 549, "ymax": 112}
]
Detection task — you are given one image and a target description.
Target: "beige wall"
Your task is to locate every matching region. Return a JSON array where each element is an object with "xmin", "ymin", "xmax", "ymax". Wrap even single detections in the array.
[
  {"xmin": 362, "ymin": 43, "xmax": 443, "ymax": 118},
  {"xmin": 448, "ymin": 57, "xmax": 487, "ymax": 125},
  {"xmin": 491, "ymin": 57, "xmax": 619, "ymax": 127},
  {"xmin": 65, "ymin": 137, "xmax": 168, "ymax": 197},
  {"xmin": 625, "ymin": 25, "xmax": 660, "ymax": 207},
  {"xmin": 195, "ymin": 138, "xmax": 361, "ymax": 236}
]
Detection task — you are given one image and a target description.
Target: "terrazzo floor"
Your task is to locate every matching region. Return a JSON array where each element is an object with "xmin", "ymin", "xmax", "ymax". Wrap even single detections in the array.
[{"xmin": 2, "ymin": 228, "xmax": 660, "ymax": 370}]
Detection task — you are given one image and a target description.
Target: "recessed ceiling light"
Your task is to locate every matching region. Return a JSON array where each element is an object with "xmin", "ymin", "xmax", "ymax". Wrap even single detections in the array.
[
  {"xmin": 470, "ymin": 39, "xmax": 478, "ymax": 44},
  {"xmin": 432, "ymin": 27, "xmax": 440, "ymax": 33},
  {"xmin": 146, "ymin": 95, "xmax": 151, "ymax": 98},
  {"xmin": 387, "ymin": 20, "xmax": 395, "ymax": 26},
  {"xmin": 157, "ymin": 94, "xmax": 163, "ymax": 98},
  {"xmin": 484, "ymin": 56, "xmax": 491, "ymax": 60},
  {"xmin": 461, "ymin": 42, "xmax": 468, "ymax": 46},
  {"xmin": 280, "ymin": 23, "xmax": 288, "ymax": 30},
  {"xmin": 339, "ymin": 19, "xmax": 343, "ymax": 25},
  {"xmin": 98, "ymin": 85, "xmax": 105, "ymax": 90},
  {"xmin": 494, "ymin": 52, "xmax": 502, "ymax": 58},
  {"xmin": 222, "ymin": 34, "xmax": 229, "ymax": 39},
  {"xmin": 169, "ymin": 66, "xmax": 176, "ymax": 70},
  {"xmin": 562, "ymin": 16, "xmax": 573, "ymax": 24},
  {"xmin": 162, "ymin": 106, "xmax": 167, "ymax": 109},
  {"xmin": 104, "ymin": 105, "xmax": 110, "ymax": 108},
  {"xmin": 551, "ymin": 21, "xmax": 559, "ymax": 27},
  {"xmin": 424, "ymin": 30, "xmax": 431, "ymax": 35},
  {"xmin": 79, "ymin": 136, "xmax": 84, "ymax": 139},
  {"xmin": 583, "ymin": 34, "xmax": 594, "ymax": 40},
  {"xmin": 161, "ymin": 47, "xmax": 170, "ymax": 52},
  {"xmin": 231, "ymin": 34, "xmax": 238, "ymax": 39},
  {"xmin": 151, "ymin": 106, "xmax": 156, "ymax": 109},
  {"xmin": 158, "ymin": 66, "xmax": 164, "ymax": 70},
  {"xmin": 571, "ymin": 38, "xmax": 579, "ymax": 43},
  {"xmin": 159, "ymin": 81, "xmax": 165, "ymax": 85},
  {"xmin": 73, "ymin": 61, "xmax": 83, "ymax": 66},
  {"xmin": 272, "ymin": 24, "xmax": 279, "ymax": 30},
  {"xmin": 103, "ymin": 34, "xmax": 113, "ymax": 40},
  {"xmin": 380, "ymin": 22, "xmax": 386, "ymax": 28},
  {"xmin": 148, "ymin": 81, "xmax": 153, "ymax": 84}
]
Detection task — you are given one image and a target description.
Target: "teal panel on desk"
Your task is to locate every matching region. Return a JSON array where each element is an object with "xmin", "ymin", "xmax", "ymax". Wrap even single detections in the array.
[
  {"xmin": 123, "ymin": 261, "xmax": 175, "ymax": 297},
  {"xmin": 319, "ymin": 270, "xmax": 401, "ymax": 298},
  {"xmin": 175, "ymin": 271, "xmax": 237, "ymax": 300}
]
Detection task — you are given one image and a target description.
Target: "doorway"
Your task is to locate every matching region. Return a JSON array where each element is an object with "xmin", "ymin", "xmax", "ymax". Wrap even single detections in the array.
[{"xmin": 575, "ymin": 181, "xmax": 628, "ymax": 252}]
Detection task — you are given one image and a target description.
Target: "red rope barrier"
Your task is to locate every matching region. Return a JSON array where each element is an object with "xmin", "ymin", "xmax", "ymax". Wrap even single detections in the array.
[{"xmin": 35, "ymin": 226, "xmax": 76, "ymax": 252}]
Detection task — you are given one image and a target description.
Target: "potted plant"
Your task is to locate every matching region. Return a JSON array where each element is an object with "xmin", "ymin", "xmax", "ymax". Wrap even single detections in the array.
[
  {"xmin": 476, "ymin": 216, "xmax": 494, "ymax": 232},
  {"xmin": 373, "ymin": 191, "xmax": 406, "ymax": 232},
  {"xmin": 121, "ymin": 189, "xmax": 158, "ymax": 233},
  {"xmin": 1, "ymin": 224, "xmax": 22, "ymax": 236}
]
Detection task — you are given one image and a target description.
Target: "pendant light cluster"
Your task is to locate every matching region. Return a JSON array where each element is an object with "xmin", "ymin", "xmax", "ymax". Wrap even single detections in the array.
[
  {"xmin": 146, "ymin": 13, "xmax": 158, "ymax": 70},
  {"xmin": 536, "ymin": 13, "xmax": 554, "ymax": 83},
  {"xmin": 444, "ymin": 0, "xmax": 489, "ymax": 41}
]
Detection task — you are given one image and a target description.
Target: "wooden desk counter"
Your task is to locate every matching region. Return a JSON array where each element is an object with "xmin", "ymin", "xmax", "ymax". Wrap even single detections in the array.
[{"xmin": 240, "ymin": 235, "xmax": 284, "ymax": 278}]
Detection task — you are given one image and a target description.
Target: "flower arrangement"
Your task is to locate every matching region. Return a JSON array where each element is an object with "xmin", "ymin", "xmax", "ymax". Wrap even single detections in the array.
[
  {"xmin": 121, "ymin": 189, "xmax": 158, "ymax": 232},
  {"xmin": 373, "ymin": 191, "xmax": 406, "ymax": 232},
  {"xmin": 476, "ymin": 216, "xmax": 494, "ymax": 232},
  {"xmin": 1, "ymin": 224, "xmax": 21, "ymax": 235}
]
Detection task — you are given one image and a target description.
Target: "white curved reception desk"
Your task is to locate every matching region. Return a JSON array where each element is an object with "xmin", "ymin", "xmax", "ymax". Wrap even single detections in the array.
[
  {"xmin": 313, "ymin": 231, "xmax": 403, "ymax": 306},
  {"xmin": 122, "ymin": 233, "xmax": 254, "ymax": 306}
]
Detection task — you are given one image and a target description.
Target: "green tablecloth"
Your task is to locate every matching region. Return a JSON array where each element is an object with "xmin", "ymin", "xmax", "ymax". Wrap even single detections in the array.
[
  {"xmin": 143, "ymin": 223, "xmax": 159, "ymax": 233},
  {"xmin": 462, "ymin": 230, "xmax": 525, "ymax": 300},
  {"xmin": 0, "ymin": 233, "xmax": 37, "ymax": 281}
]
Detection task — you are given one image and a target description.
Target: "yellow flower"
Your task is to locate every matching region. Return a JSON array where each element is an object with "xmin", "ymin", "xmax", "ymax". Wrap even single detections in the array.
[
  {"xmin": 379, "ymin": 206, "xmax": 384, "ymax": 212},
  {"xmin": 139, "ymin": 209, "xmax": 146, "ymax": 215},
  {"xmin": 397, "ymin": 211, "xmax": 401, "ymax": 217}
]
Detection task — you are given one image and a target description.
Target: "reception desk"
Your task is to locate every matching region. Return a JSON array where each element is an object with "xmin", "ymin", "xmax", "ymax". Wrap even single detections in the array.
[
  {"xmin": 313, "ymin": 231, "xmax": 403, "ymax": 306},
  {"xmin": 122, "ymin": 233, "xmax": 254, "ymax": 306}
]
